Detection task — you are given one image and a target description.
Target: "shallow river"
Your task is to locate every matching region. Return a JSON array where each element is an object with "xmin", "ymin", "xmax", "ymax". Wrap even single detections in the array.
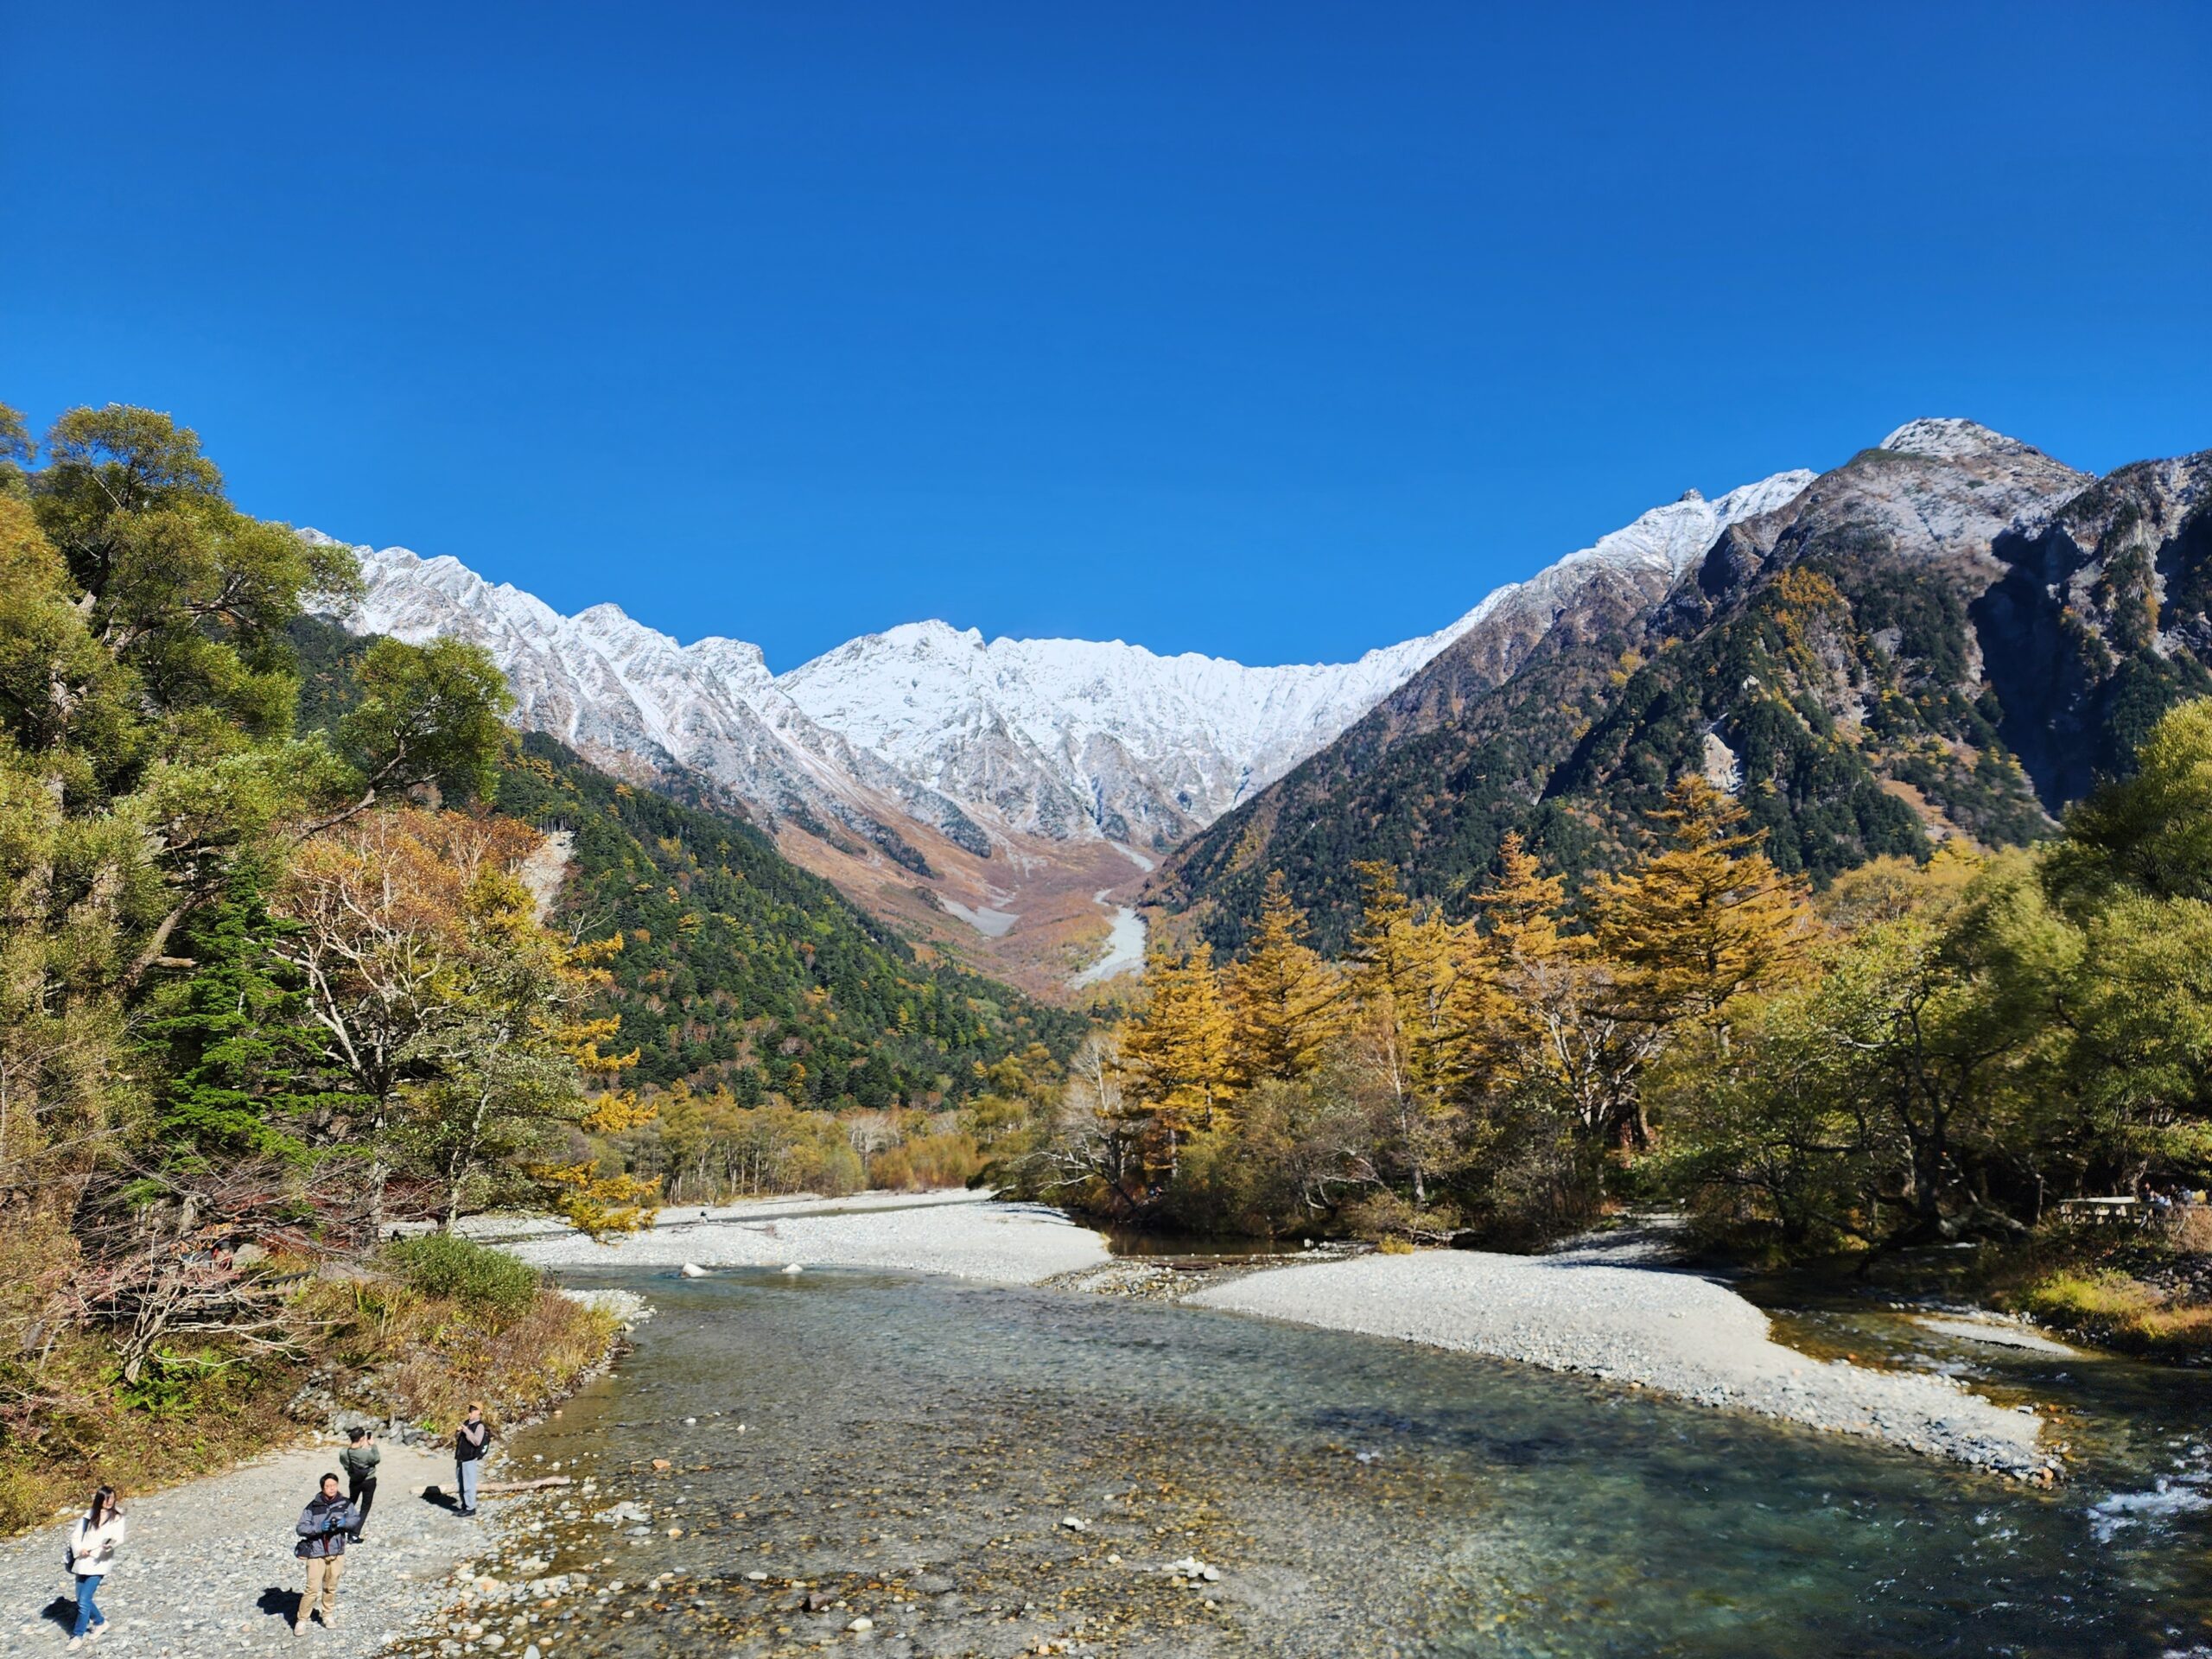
[{"xmin": 447, "ymin": 1268, "xmax": 2212, "ymax": 1657}]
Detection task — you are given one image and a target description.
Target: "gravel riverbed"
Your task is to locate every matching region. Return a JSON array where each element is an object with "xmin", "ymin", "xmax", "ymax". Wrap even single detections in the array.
[
  {"xmin": 487, "ymin": 1192, "xmax": 1109, "ymax": 1284},
  {"xmin": 1186, "ymin": 1251, "xmax": 2056, "ymax": 1478},
  {"xmin": 0, "ymin": 1441, "xmax": 528, "ymax": 1657}
]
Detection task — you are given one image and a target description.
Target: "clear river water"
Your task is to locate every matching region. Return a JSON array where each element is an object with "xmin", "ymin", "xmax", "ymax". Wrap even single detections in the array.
[{"xmin": 435, "ymin": 1266, "xmax": 2212, "ymax": 1657}]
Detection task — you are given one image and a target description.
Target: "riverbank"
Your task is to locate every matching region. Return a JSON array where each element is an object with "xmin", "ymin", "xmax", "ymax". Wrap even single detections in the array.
[
  {"xmin": 0, "ymin": 1440, "xmax": 514, "ymax": 1656},
  {"xmin": 1184, "ymin": 1251, "xmax": 2055, "ymax": 1478},
  {"xmin": 0, "ymin": 1239, "xmax": 626, "ymax": 1541},
  {"xmin": 482, "ymin": 1189, "xmax": 1109, "ymax": 1283}
]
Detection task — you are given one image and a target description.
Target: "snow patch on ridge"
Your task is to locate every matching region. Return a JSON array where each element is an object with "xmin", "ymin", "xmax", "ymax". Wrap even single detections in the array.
[{"xmin": 314, "ymin": 460, "xmax": 1820, "ymax": 876}]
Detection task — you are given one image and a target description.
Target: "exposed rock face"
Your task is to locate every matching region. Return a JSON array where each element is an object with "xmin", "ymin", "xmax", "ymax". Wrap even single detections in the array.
[
  {"xmin": 1975, "ymin": 452, "xmax": 2212, "ymax": 804},
  {"xmin": 1155, "ymin": 423, "xmax": 2212, "ymax": 956},
  {"xmin": 319, "ymin": 419, "xmax": 2212, "ymax": 987}
]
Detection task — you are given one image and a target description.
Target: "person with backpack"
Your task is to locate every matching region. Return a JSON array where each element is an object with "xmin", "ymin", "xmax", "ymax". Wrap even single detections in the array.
[
  {"xmin": 339, "ymin": 1427, "xmax": 380, "ymax": 1541},
  {"xmin": 453, "ymin": 1403, "xmax": 491, "ymax": 1516},
  {"xmin": 63, "ymin": 1485, "xmax": 125, "ymax": 1649},
  {"xmin": 293, "ymin": 1472, "xmax": 359, "ymax": 1635}
]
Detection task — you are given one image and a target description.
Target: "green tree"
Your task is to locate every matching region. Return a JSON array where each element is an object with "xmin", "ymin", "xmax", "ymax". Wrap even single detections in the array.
[{"xmin": 138, "ymin": 865, "xmax": 368, "ymax": 1168}]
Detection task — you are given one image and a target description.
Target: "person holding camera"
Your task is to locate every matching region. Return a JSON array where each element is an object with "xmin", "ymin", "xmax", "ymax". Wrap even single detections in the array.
[
  {"xmin": 339, "ymin": 1427, "xmax": 380, "ymax": 1541},
  {"xmin": 454, "ymin": 1403, "xmax": 492, "ymax": 1516},
  {"xmin": 292, "ymin": 1472, "xmax": 360, "ymax": 1635}
]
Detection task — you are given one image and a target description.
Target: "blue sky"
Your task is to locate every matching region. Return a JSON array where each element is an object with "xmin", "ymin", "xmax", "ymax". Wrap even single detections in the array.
[{"xmin": 5, "ymin": 3, "xmax": 2209, "ymax": 670}]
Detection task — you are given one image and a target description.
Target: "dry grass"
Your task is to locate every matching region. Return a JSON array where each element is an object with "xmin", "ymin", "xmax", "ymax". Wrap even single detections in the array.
[
  {"xmin": 1999, "ymin": 1262, "xmax": 2212, "ymax": 1361},
  {"xmin": 0, "ymin": 1230, "xmax": 620, "ymax": 1539},
  {"xmin": 296, "ymin": 1271, "xmax": 620, "ymax": 1433},
  {"xmin": 868, "ymin": 1131, "xmax": 984, "ymax": 1191}
]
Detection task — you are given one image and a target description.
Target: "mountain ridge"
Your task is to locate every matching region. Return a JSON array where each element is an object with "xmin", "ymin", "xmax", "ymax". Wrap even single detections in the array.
[
  {"xmin": 318, "ymin": 440, "xmax": 1977, "ymax": 988},
  {"xmin": 1153, "ymin": 419, "xmax": 2212, "ymax": 956}
]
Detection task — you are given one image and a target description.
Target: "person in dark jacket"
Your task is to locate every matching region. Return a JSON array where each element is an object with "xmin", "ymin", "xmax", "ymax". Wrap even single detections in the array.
[
  {"xmin": 294, "ymin": 1473, "xmax": 359, "ymax": 1635},
  {"xmin": 454, "ymin": 1403, "xmax": 492, "ymax": 1516},
  {"xmin": 339, "ymin": 1427, "xmax": 380, "ymax": 1541}
]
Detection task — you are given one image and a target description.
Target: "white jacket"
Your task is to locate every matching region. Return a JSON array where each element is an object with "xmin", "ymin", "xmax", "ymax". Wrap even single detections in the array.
[{"xmin": 67, "ymin": 1513, "xmax": 125, "ymax": 1577}]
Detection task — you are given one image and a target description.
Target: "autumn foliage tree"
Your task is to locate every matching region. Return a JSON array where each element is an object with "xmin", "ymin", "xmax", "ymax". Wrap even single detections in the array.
[
  {"xmin": 1595, "ymin": 776, "xmax": 1812, "ymax": 1057},
  {"xmin": 1224, "ymin": 872, "xmax": 1342, "ymax": 1085}
]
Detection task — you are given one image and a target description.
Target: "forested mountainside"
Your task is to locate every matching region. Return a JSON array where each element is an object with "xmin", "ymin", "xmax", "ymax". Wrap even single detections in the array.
[
  {"xmin": 1158, "ymin": 421, "xmax": 2212, "ymax": 955},
  {"xmin": 318, "ymin": 469, "xmax": 1807, "ymax": 993},
  {"xmin": 295, "ymin": 619, "xmax": 1085, "ymax": 1102}
]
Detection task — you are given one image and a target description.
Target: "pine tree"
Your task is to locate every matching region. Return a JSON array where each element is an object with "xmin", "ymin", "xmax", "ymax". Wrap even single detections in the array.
[
  {"xmin": 140, "ymin": 867, "xmax": 369, "ymax": 1170},
  {"xmin": 1595, "ymin": 776, "xmax": 1811, "ymax": 1047},
  {"xmin": 1224, "ymin": 871, "xmax": 1343, "ymax": 1084}
]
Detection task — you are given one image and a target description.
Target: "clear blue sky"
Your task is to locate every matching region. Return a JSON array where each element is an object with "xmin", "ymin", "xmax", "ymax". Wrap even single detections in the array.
[{"xmin": 5, "ymin": 3, "xmax": 2209, "ymax": 670}]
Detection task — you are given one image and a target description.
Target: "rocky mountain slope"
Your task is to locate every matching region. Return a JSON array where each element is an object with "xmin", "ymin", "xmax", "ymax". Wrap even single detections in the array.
[
  {"xmin": 320, "ymin": 471, "xmax": 1802, "ymax": 988},
  {"xmin": 291, "ymin": 617, "xmax": 1082, "ymax": 1093},
  {"xmin": 1154, "ymin": 421, "xmax": 2212, "ymax": 955}
]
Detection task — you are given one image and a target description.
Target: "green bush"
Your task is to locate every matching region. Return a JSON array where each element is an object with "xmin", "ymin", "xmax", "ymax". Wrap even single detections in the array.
[{"xmin": 384, "ymin": 1234, "xmax": 542, "ymax": 1321}]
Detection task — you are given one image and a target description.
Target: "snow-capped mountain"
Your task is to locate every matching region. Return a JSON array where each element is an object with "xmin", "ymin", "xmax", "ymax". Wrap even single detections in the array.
[
  {"xmin": 318, "ymin": 458, "xmax": 1819, "ymax": 986},
  {"xmin": 773, "ymin": 618, "xmax": 1472, "ymax": 845},
  {"xmin": 772, "ymin": 469, "xmax": 1815, "ymax": 844},
  {"xmin": 326, "ymin": 537, "xmax": 995, "ymax": 873}
]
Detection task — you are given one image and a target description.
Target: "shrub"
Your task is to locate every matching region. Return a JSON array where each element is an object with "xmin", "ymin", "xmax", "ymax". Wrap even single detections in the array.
[
  {"xmin": 382, "ymin": 1235, "xmax": 541, "ymax": 1321},
  {"xmin": 869, "ymin": 1131, "xmax": 982, "ymax": 1191},
  {"xmin": 2010, "ymin": 1265, "xmax": 2212, "ymax": 1359},
  {"xmin": 2172, "ymin": 1205, "xmax": 2212, "ymax": 1256}
]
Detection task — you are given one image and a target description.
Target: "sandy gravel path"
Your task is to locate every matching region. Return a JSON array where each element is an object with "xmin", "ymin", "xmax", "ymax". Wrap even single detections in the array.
[
  {"xmin": 0, "ymin": 1442, "xmax": 511, "ymax": 1656},
  {"xmin": 1187, "ymin": 1251, "xmax": 2054, "ymax": 1477}
]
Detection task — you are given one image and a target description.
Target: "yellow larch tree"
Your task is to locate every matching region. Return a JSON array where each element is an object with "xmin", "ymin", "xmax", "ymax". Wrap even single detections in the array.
[
  {"xmin": 1345, "ymin": 861, "xmax": 1467, "ymax": 1206},
  {"xmin": 1224, "ymin": 871, "xmax": 1344, "ymax": 1084},
  {"xmin": 1119, "ymin": 943, "xmax": 1237, "ymax": 1178},
  {"xmin": 1594, "ymin": 776, "xmax": 1813, "ymax": 1051}
]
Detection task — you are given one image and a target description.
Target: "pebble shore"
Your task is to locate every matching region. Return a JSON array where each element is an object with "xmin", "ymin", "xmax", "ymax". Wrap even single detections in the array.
[
  {"xmin": 1187, "ymin": 1251, "xmax": 2055, "ymax": 1477},
  {"xmin": 487, "ymin": 1192, "xmax": 1109, "ymax": 1284},
  {"xmin": 0, "ymin": 1441, "xmax": 525, "ymax": 1656}
]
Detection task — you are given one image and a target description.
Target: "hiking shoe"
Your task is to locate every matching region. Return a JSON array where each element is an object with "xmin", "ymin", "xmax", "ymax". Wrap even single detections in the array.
[{"xmin": 294, "ymin": 1622, "xmax": 309, "ymax": 1637}]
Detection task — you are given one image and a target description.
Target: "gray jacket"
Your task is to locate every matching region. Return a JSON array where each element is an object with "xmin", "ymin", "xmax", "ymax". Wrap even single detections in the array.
[{"xmin": 295, "ymin": 1494, "xmax": 359, "ymax": 1559}]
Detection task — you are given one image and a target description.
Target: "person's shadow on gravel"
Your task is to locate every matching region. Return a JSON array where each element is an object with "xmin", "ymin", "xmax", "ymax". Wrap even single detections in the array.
[
  {"xmin": 36, "ymin": 1594, "xmax": 75, "ymax": 1634},
  {"xmin": 257, "ymin": 1586, "xmax": 299, "ymax": 1622}
]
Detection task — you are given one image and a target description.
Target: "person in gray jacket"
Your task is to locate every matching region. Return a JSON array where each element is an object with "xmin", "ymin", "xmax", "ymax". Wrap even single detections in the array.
[{"xmin": 293, "ymin": 1473, "xmax": 359, "ymax": 1635}]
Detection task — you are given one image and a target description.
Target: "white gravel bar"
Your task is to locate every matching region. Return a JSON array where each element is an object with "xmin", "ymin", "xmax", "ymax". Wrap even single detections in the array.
[
  {"xmin": 494, "ymin": 1192, "xmax": 1109, "ymax": 1284},
  {"xmin": 1188, "ymin": 1252, "xmax": 2050, "ymax": 1476}
]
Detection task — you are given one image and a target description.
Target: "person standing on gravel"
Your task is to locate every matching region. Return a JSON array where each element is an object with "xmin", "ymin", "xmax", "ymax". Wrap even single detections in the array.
[
  {"xmin": 339, "ymin": 1427, "xmax": 380, "ymax": 1541},
  {"xmin": 63, "ymin": 1485, "xmax": 124, "ymax": 1649},
  {"xmin": 293, "ymin": 1472, "xmax": 359, "ymax": 1635},
  {"xmin": 454, "ymin": 1403, "xmax": 492, "ymax": 1516}
]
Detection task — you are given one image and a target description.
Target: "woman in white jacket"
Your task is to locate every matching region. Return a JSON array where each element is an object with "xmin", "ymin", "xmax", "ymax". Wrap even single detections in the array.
[{"xmin": 64, "ymin": 1485, "xmax": 124, "ymax": 1648}]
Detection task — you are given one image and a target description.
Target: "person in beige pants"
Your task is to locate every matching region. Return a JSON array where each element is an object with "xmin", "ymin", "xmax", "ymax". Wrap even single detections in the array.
[{"xmin": 293, "ymin": 1473, "xmax": 359, "ymax": 1635}]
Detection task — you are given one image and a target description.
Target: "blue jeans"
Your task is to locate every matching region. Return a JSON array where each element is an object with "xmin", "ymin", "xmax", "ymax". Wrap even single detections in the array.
[
  {"xmin": 456, "ymin": 1458, "xmax": 481, "ymax": 1512},
  {"xmin": 73, "ymin": 1573, "xmax": 103, "ymax": 1637}
]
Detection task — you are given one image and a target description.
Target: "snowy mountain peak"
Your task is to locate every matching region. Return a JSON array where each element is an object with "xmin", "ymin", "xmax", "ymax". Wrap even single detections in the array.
[{"xmin": 1879, "ymin": 418, "xmax": 2048, "ymax": 465}]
